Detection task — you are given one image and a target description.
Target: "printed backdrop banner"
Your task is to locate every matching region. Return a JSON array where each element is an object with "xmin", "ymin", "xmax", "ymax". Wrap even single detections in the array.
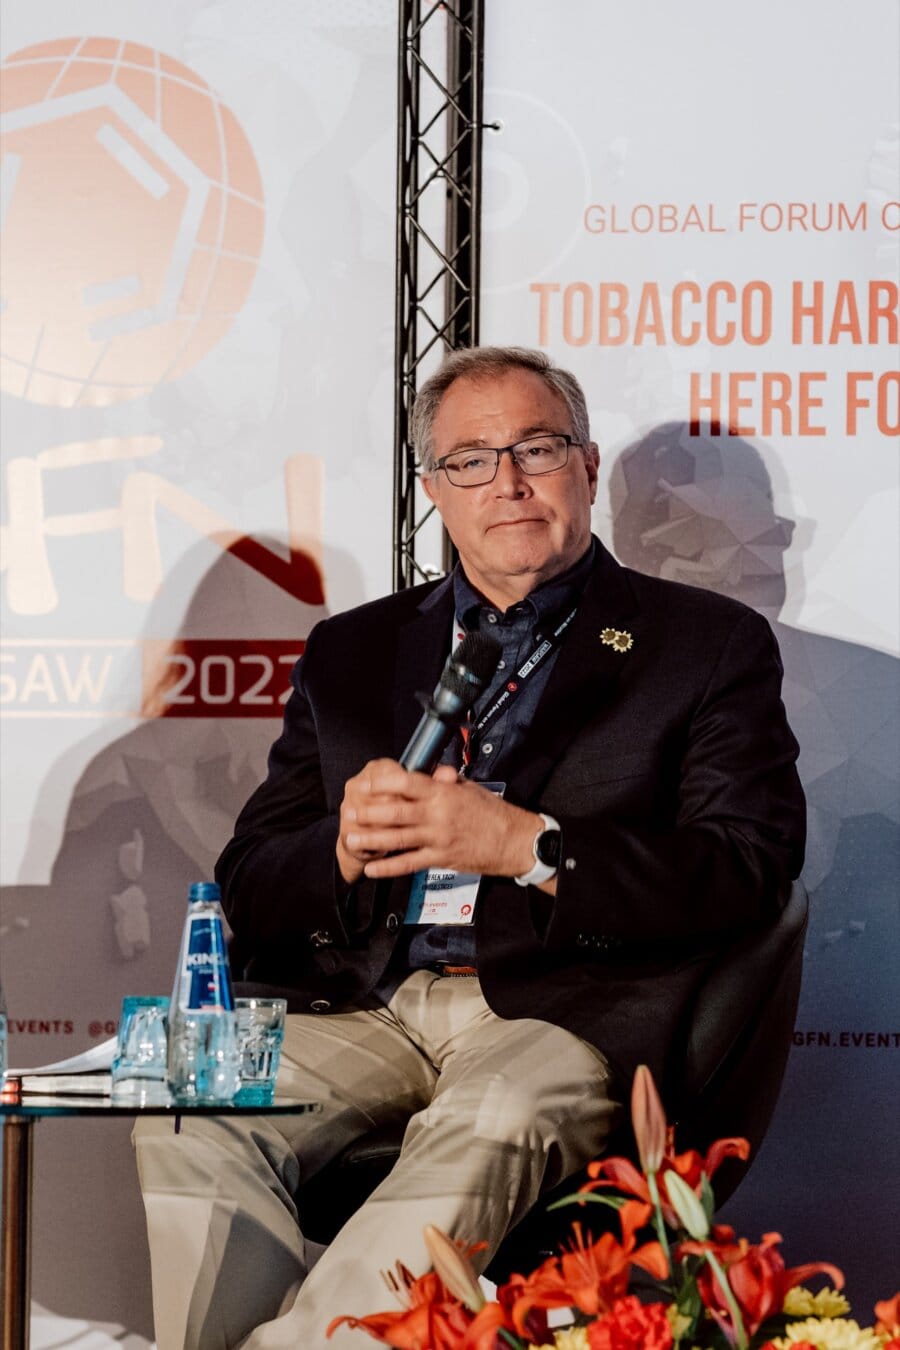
[
  {"xmin": 0, "ymin": 1, "xmax": 398, "ymax": 1339},
  {"xmin": 479, "ymin": 0, "xmax": 899, "ymax": 1311},
  {"xmin": 0, "ymin": 0, "xmax": 898, "ymax": 1341}
]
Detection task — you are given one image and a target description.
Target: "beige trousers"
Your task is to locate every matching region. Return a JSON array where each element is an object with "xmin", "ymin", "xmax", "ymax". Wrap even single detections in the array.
[{"xmin": 133, "ymin": 972, "xmax": 618, "ymax": 1350}]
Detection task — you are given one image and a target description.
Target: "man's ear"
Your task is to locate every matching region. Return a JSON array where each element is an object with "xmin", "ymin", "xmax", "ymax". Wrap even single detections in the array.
[
  {"xmin": 422, "ymin": 472, "xmax": 438, "ymax": 505},
  {"xmin": 585, "ymin": 442, "xmax": 600, "ymax": 503}
]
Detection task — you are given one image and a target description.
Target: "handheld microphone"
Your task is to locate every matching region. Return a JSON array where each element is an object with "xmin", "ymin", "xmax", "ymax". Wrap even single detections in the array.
[{"xmin": 399, "ymin": 631, "xmax": 502, "ymax": 774}]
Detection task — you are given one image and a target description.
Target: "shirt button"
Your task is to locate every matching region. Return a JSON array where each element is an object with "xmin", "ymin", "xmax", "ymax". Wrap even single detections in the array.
[
  {"xmin": 486, "ymin": 613, "xmax": 498, "ymax": 624},
  {"xmin": 497, "ymin": 660, "xmax": 506, "ymax": 670},
  {"xmin": 482, "ymin": 742, "xmax": 494, "ymax": 755},
  {"xmin": 386, "ymin": 912, "xmax": 401, "ymax": 932},
  {"xmin": 565, "ymin": 857, "xmax": 577, "ymax": 871}
]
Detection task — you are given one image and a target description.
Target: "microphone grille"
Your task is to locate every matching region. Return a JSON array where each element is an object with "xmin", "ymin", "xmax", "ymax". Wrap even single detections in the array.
[{"xmin": 442, "ymin": 631, "xmax": 502, "ymax": 705}]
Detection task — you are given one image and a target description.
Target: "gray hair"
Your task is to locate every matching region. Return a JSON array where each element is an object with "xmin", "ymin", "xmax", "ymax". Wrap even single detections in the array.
[{"xmin": 411, "ymin": 346, "xmax": 592, "ymax": 473}]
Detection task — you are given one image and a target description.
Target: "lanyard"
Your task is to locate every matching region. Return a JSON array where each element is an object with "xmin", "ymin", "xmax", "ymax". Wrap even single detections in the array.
[{"xmin": 459, "ymin": 604, "xmax": 578, "ymax": 770}]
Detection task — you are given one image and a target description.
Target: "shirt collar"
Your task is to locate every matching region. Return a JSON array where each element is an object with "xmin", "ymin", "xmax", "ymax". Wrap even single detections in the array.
[{"xmin": 453, "ymin": 538, "xmax": 596, "ymax": 631}]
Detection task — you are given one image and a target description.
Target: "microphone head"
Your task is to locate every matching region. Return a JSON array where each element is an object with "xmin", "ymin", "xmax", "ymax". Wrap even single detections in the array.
[{"xmin": 441, "ymin": 631, "xmax": 502, "ymax": 706}]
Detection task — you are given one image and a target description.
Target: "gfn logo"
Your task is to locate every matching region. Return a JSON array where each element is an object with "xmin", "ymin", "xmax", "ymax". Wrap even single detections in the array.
[{"xmin": 0, "ymin": 36, "xmax": 264, "ymax": 406}]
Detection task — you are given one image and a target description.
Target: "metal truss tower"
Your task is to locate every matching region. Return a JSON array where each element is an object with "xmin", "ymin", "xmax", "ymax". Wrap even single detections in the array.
[{"xmin": 393, "ymin": 0, "xmax": 486, "ymax": 590}]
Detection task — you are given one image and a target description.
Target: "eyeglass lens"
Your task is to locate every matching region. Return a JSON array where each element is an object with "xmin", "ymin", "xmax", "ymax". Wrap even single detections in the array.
[{"xmin": 442, "ymin": 435, "xmax": 569, "ymax": 485}]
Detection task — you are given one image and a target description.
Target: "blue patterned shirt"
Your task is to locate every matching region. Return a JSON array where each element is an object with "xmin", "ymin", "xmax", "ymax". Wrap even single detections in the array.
[{"xmin": 378, "ymin": 542, "xmax": 594, "ymax": 989}]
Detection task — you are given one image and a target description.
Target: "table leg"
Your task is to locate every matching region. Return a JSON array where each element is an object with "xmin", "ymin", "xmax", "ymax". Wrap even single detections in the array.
[{"xmin": 1, "ymin": 1115, "xmax": 33, "ymax": 1350}]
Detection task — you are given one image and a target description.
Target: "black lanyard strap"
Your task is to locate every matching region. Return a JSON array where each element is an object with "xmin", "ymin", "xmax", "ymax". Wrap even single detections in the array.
[{"xmin": 461, "ymin": 604, "xmax": 578, "ymax": 768}]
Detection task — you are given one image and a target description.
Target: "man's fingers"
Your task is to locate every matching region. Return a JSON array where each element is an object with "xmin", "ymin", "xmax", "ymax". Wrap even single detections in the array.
[
  {"xmin": 362, "ymin": 764, "xmax": 434, "ymax": 798},
  {"xmin": 337, "ymin": 760, "xmax": 428, "ymax": 881},
  {"xmin": 337, "ymin": 758, "xmax": 469, "ymax": 881},
  {"xmin": 344, "ymin": 758, "xmax": 457, "ymax": 812},
  {"xmin": 335, "ymin": 837, "xmax": 370, "ymax": 885},
  {"xmin": 341, "ymin": 839, "xmax": 383, "ymax": 859},
  {"xmin": 345, "ymin": 826, "xmax": 421, "ymax": 855},
  {"xmin": 349, "ymin": 800, "xmax": 420, "ymax": 828},
  {"xmin": 363, "ymin": 849, "xmax": 433, "ymax": 879},
  {"xmin": 342, "ymin": 758, "xmax": 405, "ymax": 800}
]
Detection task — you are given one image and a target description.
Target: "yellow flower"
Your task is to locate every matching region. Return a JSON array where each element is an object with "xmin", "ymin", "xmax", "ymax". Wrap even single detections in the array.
[
  {"xmin": 527, "ymin": 1332, "xmax": 590, "ymax": 1350},
  {"xmin": 667, "ymin": 1306, "xmax": 693, "ymax": 1339},
  {"xmin": 784, "ymin": 1286, "xmax": 852, "ymax": 1318},
  {"xmin": 768, "ymin": 1316, "xmax": 884, "ymax": 1349},
  {"xmin": 551, "ymin": 1332, "xmax": 590, "ymax": 1350}
]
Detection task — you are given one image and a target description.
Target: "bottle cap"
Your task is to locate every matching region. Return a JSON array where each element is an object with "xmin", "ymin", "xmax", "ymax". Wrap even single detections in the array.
[{"xmin": 188, "ymin": 881, "xmax": 221, "ymax": 903}]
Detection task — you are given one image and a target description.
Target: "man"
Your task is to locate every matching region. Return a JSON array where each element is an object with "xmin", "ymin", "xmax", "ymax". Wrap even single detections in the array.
[{"xmin": 135, "ymin": 346, "xmax": 804, "ymax": 1348}]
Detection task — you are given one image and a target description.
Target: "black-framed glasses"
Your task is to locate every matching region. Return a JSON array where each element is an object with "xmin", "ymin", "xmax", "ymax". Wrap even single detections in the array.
[{"xmin": 433, "ymin": 433, "xmax": 577, "ymax": 487}]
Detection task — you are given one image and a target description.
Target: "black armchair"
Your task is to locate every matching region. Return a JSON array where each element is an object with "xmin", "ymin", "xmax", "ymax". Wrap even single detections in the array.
[{"xmin": 292, "ymin": 880, "xmax": 808, "ymax": 1282}]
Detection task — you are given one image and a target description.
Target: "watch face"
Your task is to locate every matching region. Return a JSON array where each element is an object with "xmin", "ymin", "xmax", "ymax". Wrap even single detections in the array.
[{"xmin": 536, "ymin": 827, "xmax": 562, "ymax": 868}]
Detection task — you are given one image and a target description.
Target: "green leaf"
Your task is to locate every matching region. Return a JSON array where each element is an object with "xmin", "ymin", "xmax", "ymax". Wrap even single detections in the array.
[
  {"xmin": 547, "ymin": 1192, "xmax": 625, "ymax": 1212},
  {"xmin": 677, "ymin": 1282, "xmax": 702, "ymax": 1322}
]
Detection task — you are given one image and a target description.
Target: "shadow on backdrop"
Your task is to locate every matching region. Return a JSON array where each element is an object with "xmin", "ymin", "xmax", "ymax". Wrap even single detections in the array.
[
  {"xmin": 0, "ymin": 534, "xmax": 363, "ymax": 1339},
  {"xmin": 609, "ymin": 423, "xmax": 899, "ymax": 1311}
]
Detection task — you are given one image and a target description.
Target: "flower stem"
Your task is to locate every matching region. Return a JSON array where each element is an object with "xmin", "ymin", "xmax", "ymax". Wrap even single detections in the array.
[
  {"xmin": 645, "ymin": 1170, "xmax": 673, "ymax": 1279},
  {"xmin": 497, "ymin": 1329, "xmax": 527, "ymax": 1349},
  {"xmin": 704, "ymin": 1251, "xmax": 748, "ymax": 1350}
]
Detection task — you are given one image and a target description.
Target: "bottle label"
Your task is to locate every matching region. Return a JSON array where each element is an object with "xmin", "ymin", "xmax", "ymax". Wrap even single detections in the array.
[{"xmin": 179, "ymin": 915, "xmax": 235, "ymax": 1011}]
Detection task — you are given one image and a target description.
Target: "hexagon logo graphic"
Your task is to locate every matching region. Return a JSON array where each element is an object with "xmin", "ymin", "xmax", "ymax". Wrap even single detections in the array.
[{"xmin": 0, "ymin": 37, "xmax": 265, "ymax": 406}]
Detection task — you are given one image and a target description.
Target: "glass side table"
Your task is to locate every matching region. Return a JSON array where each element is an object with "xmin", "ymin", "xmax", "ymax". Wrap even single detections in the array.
[{"xmin": 0, "ymin": 1080, "xmax": 320, "ymax": 1350}]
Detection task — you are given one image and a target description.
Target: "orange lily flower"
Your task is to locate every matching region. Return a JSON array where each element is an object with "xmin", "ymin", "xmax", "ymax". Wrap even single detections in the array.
[
  {"xmin": 506, "ymin": 1210, "xmax": 668, "ymax": 1335},
  {"xmin": 677, "ymin": 1227, "xmax": 844, "ymax": 1342},
  {"xmin": 876, "ymin": 1293, "xmax": 900, "ymax": 1336},
  {"xmin": 460, "ymin": 1300, "xmax": 524, "ymax": 1350},
  {"xmin": 326, "ymin": 1263, "xmax": 473, "ymax": 1348},
  {"xmin": 581, "ymin": 1129, "xmax": 750, "ymax": 1230},
  {"xmin": 758, "ymin": 1343, "xmax": 818, "ymax": 1350}
]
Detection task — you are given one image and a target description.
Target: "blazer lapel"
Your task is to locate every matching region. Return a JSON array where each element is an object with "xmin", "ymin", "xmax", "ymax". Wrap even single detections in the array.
[
  {"xmin": 503, "ymin": 545, "xmax": 642, "ymax": 805},
  {"xmin": 391, "ymin": 577, "xmax": 457, "ymax": 758}
]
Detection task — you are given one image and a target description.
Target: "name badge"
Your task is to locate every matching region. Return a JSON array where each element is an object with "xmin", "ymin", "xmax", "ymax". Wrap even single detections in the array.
[{"xmin": 404, "ymin": 782, "xmax": 505, "ymax": 926}]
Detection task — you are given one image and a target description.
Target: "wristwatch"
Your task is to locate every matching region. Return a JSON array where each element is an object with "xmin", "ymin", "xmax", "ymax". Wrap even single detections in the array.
[{"xmin": 514, "ymin": 813, "xmax": 562, "ymax": 887}]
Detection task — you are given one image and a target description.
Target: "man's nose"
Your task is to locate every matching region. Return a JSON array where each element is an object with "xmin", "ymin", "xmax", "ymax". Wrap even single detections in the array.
[{"xmin": 493, "ymin": 449, "xmax": 531, "ymax": 495}]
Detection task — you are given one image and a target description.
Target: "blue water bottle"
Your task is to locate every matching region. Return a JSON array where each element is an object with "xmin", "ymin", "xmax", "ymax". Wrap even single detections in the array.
[{"xmin": 168, "ymin": 882, "xmax": 240, "ymax": 1104}]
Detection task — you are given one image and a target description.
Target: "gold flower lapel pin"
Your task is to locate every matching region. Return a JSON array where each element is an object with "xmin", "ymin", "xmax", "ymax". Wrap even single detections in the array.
[{"xmin": 600, "ymin": 627, "xmax": 633, "ymax": 653}]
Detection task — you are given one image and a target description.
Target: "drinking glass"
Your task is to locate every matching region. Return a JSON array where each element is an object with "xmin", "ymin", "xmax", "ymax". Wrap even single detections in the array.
[
  {"xmin": 111, "ymin": 995, "xmax": 170, "ymax": 1104},
  {"xmin": 168, "ymin": 1011, "xmax": 241, "ymax": 1105},
  {"xmin": 234, "ymin": 998, "xmax": 287, "ymax": 1105}
]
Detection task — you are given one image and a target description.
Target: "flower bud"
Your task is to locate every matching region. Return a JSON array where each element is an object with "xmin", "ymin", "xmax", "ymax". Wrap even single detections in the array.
[
  {"xmin": 423, "ymin": 1225, "xmax": 485, "ymax": 1311},
  {"xmin": 665, "ymin": 1172, "xmax": 710, "ymax": 1240},
  {"xmin": 631, "ymin": 1064, "xmax": 667, "ymax": 1175}
]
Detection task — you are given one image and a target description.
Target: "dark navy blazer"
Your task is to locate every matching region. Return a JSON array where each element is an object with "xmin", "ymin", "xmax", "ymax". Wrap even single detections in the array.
[{"xmin": 216, "ymin": 539, "xmax": 805, "ymax": 1096}]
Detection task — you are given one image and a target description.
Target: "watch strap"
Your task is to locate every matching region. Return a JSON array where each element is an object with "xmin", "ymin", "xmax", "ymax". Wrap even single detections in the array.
[{"xmin": 514, "ymin": 813, "xmax": 561, "ymax": 887}]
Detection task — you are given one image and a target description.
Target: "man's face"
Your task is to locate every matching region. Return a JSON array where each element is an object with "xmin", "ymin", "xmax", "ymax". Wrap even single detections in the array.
[{"xmin": 422, "ymin": 368, "xmax": 599, "ymax": 606}]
